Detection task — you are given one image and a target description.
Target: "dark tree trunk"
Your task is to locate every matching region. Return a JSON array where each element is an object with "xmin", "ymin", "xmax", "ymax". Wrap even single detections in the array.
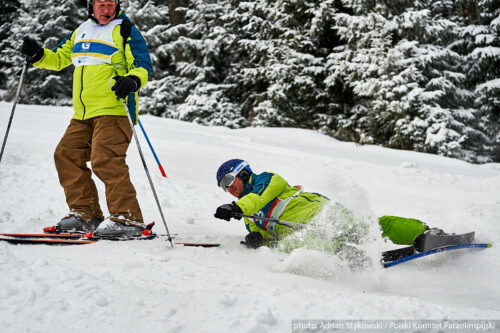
[{"xmin": 168, "ymin": 0, "xmax": 188, "ymax": 63}]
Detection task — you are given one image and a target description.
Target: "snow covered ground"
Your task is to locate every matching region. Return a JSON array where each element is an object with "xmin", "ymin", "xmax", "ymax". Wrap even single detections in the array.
[{"xmin": 0, "ymin": 102, "xmax": 499, "ymax": 332}]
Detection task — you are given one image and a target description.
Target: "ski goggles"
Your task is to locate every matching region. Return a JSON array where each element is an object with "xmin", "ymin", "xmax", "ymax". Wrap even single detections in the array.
[{"xmin": 218, "ymin": 161, "xmax": 249, "ymax": 192}]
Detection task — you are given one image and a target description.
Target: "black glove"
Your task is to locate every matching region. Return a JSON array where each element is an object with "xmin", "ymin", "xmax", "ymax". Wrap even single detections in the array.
[
  {"xmin": 112, "ymin": 75, "xmax": 141, "ymax": 99},
  {"xmin": 214, "ymin": 202, "xmax": 242, "ymax": 221},
  {"xmin": 241, "ymin": 232, "xmax": 264, "ymax": 249},
  {"xmin": 21, "ymin": 37, "xmax": 43, "ymax": 63}
]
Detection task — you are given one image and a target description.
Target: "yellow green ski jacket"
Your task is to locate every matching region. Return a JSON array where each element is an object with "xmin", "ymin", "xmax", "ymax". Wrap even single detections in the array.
[
  {"xmin": 33, "ymin": 11, "xmax": 153, "ymax": 122},
  {"xmin": 235, "ymin": 172, "xmax": 329, "ymax": 242}
]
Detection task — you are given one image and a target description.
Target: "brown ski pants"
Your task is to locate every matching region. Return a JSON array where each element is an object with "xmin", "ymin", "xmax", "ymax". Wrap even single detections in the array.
[{"xmin": 54, "ymin": 116, "xmax": 143, "ymax": 224}]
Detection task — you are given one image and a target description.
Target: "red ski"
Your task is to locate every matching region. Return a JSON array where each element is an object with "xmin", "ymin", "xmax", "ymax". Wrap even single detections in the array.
[
  {"xmin": 42, "ymin": 222, "xmax": 157, "ymax": 240},
  {"xmin": 175, "ymin": 242, "xmax": 221, "ymax": 247},
  {"xmin": 0, "ymin": 233, "xmax": 82, "ymax": 239},
  {"xmin": 0, "ymin": 236, "xmax": 96, "ymax": 245},
  {"xmin": 0, "ymin": 222, "xmax": 158, "ymax": 245}
]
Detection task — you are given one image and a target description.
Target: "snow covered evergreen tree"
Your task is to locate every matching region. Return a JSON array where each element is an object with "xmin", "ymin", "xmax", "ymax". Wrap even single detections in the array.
[
  {"xmin": 0, "ymin": 0, "xmax": 21, "ymax": 97},
  {"xmin": 132, "ymin": 0, "xmax": 245, "ymax": 127},
  {"xmin": 455, "ymin": 0, "xmax": 500, "ymax": 161},
  {"xmin": 387, "ymin": 1, "xmax": 478, "ymax": 160},
  {"xmin": 0, "ymin": 0, "xmax": 498, "ymax": 162},
  {"xmin": 2, "ymin": 0, "xmax": 87, "ymax": 105},
  {"xmin": 121, "ymin": 0, "xmax": 172, "ymax": 116},
  {"xmin": 325, "ymin": 1, "xmax": 392, "ymax": 143},
  {"xmin": 326, "ymin": 0, "xmax": 496, "ymax": 161},
  {"xmin": 224, "ymin": 0, "xmax": 350, "ymax": 131},
  {"xmin": 169, "ymin": 0, "xmax": 243, "ymax": 127}
]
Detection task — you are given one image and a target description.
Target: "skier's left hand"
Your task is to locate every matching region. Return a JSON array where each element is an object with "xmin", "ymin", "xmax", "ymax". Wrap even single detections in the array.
[
  {"xmin": 112, "ymin": 75, "xmax": 141, "ymax": 99},
  {"xmin": 241, "ymin": 231, "xmax": 264, "ymax": 249},
  {"xmin": 214, "ymin": 202, "xmax": 242, "ymax": 221}
]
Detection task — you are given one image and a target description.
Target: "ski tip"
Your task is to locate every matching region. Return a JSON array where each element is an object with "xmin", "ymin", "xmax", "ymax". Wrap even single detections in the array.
[
  {"xmin": 81, "ymin": 232, "xmax": 94, "ymax": 239},
  {"xmin": 141, "ymin": 229, "xmax": 153, "ymax": 237},
  {"xmin": 487, "ymin": 243, "xmax": 493, "ymax": 248},
  {"xmin": 43, "ymin": 226, "xmax": 57, "ymax": 233}
]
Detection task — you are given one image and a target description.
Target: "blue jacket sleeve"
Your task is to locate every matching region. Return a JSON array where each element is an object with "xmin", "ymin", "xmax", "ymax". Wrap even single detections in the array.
[{"xmin": 124, "ymin": 25, "xmax": 153, "ymax": 87}]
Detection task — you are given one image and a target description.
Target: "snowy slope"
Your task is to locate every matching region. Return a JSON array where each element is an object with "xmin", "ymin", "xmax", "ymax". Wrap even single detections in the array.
[{"xmin": 0, "ymin": 102, "xmax": 499, "ymax": 333}]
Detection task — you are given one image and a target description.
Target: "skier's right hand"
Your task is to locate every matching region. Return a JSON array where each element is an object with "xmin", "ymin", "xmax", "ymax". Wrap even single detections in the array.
[
  {"xmin": 214, "ymin": 202, "xmax": 242, "ymax": 221},
  {"xmin": 21, "ymin": 37, "xmax": 43, "ymax": 62}
]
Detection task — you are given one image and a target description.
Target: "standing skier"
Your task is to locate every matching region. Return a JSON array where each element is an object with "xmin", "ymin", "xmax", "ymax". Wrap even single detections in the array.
[
  {"xmin": 19, "ymin": 0, "xmax": 153, "ymax": 238},
  {"xmin": 214, "ymin": 159, "xmax": 442, "ymax": 249}
]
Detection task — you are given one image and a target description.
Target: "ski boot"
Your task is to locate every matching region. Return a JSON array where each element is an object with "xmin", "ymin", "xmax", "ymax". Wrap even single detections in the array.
[
  {"xmin": 45, "ymin": 214, "xmax": 103, "ymax": 234},
  {"xmin": 424, "ymin": 227, "xmax": 448, "ymax": 236},
  {"xmin": 90, "ymin": 219, "xmax": 155, "ymax": 240}
]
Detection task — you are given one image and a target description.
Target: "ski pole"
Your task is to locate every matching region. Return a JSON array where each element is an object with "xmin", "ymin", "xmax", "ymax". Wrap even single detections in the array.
[
  {"xmin": 137, "ymin": 119, "xmax": 167, "ymax": 177},
  {"xmin": 0, "ymin": 62, "xmax": 27, "ymax": 164},
  {"xmin": 237, "ymin": 214, "xmax": 306, "ymax": 229},
  {"xmin": 122, "ymin": 100, "xmax": 174, "ymax": 247}
]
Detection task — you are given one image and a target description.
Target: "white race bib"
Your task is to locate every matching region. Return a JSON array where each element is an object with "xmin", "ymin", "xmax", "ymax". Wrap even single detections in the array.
[{"xmin": 72, "ymin": 19, "xmax": 122, "ymax": 67}]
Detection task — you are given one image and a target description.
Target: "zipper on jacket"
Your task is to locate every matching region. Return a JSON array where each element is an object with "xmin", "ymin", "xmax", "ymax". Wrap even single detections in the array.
[{"xmin": 79, "ymin": 66, "xmax": 86, "ymax": 119}]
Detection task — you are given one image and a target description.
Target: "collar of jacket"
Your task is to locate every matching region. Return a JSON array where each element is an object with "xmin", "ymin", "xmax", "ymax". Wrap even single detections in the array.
[{"xmin": 240, "ymin": 174, "xmax": 254, "ymax": 198}]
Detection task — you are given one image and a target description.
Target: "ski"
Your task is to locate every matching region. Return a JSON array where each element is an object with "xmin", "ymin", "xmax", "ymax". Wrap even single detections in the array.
[
  {"xmin": 0, "ymin": 236, "xmax": 97, "ymax": 245},
  {"xmin": 382, "ymin": 231, "xmax": 477, "ymax": 262},
  {"xmin": 81, "ymin": 222, "xmax": 157, "ymax": 241},
  {"xmin": 0, "ymin": 222, "xmax": 159, "ymax": 245},
  {"xmin": 0, "ymin": 233, "xmax": 82, "ymax": 240},
  {"xmin": 0, "ymin": 233, "xmax": 157, "ymax": 244},
  {"xmin": 82, "ymin": 232, "xmax": 157, "ymax": 241},
  {"xmin": 40, "ymin": 221, "xmax": 158, "ymax": 241},
  {"xmin": 381, "ymin": 246, "xmax": 416, "ymax": 262},
  {"xmin": 414, "ymin": 231, "xmax": 475, "ymax": 252},
  {"xmin": 175, "ymin": 242, "xmax": 221, "ymax": 247},
  {"xmin": 383, "ymin": 243, "xmax": 492, "ymax": 268}
]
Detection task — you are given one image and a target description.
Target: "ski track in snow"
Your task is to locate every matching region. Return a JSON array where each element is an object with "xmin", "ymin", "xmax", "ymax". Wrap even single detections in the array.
[{"xmin": 1, "ymin": 102, "xmax": 499, "ymax": 332}]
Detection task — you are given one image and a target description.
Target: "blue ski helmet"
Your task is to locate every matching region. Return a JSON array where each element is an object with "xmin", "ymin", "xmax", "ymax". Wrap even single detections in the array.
[{"xmin": 216, "ymin": 159, "xmax": 253, "ymax": 188}]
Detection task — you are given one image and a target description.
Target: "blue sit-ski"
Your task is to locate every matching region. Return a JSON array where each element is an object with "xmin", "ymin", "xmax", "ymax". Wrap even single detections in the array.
[{"xmin": 383, "ymin": 243, "xmax": 492, "ymax": 268}]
